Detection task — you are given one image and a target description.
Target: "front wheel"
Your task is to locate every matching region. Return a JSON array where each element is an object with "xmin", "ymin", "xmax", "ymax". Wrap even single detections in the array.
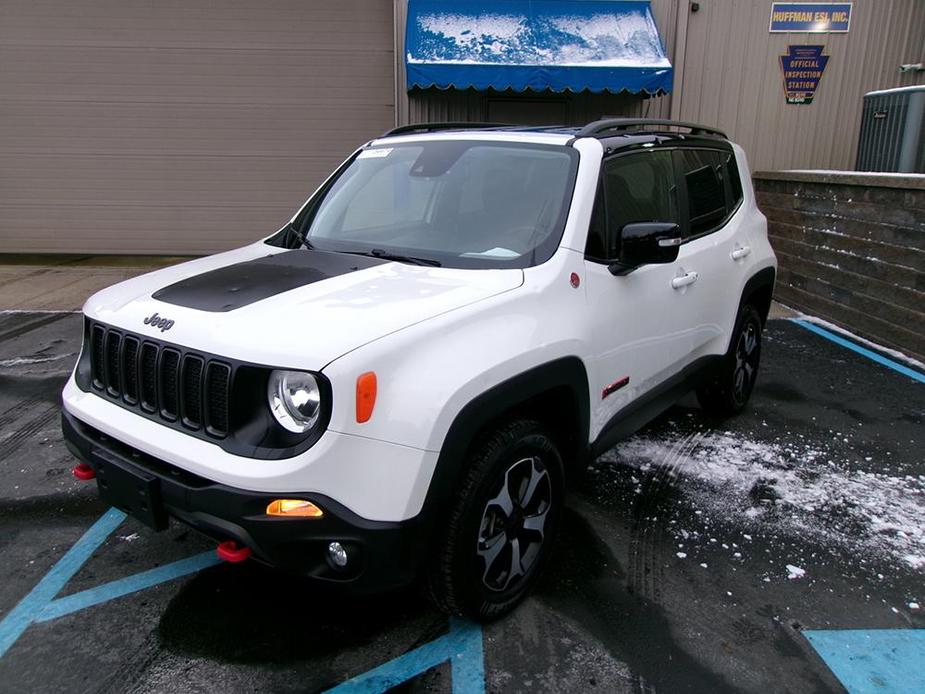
[
  {"xmin": 427, "ymin": 419, "xmax": 564, "ymax": 621},
  {"xmin": 697, "ymin": 304, "xmax": 763, "ymax": 418}
]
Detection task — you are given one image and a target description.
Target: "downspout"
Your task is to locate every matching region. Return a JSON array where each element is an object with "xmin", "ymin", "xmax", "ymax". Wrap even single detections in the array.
[{"xmin": 669, "ymin": 0, "xmax": 691, "ymax": 121}]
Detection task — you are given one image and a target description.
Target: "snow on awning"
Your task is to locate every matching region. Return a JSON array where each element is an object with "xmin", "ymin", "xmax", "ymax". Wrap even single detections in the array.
[{"xmin": 405, "ymin": 0, "xmax": 673, "ymax": 95}]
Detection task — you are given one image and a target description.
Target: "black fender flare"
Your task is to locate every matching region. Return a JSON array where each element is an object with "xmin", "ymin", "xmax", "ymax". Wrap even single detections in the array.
[
  {"xmin": 726, "ymin": 267, "xmax": 776, "ymax": 352},
  {"xmin": 416, "ymin": 356, "xmax": 590, "ymax": 531}
]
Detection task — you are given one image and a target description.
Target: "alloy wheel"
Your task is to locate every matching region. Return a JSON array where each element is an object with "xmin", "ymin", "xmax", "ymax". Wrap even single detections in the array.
[
  {"xmin": 733, "ymin": 320, "xmax": 760, "ymax": 403},
  {"xmin": 476, "ymin": 456, "xmax": 552, "ymax": 592}
]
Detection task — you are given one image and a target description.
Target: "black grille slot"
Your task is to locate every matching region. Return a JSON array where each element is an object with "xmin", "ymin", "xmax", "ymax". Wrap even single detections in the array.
[
  {"xmin": 122, "ymin": 336, "xmax": 140, "ymax": 404},
  {"xmin": 205, "ymin": 362, "xmax": 231, "ymax": 436},
  {"xmin": 90, "ymin": 325, "xmax": 105, "ymax": 389},
  {"xmin": 105, "ymin": 332, "xmax": 122, "ymax": 397},
  {"xmin": 159, "ymin": 349, "xmax": 180, "ymax": 420},
  {"xmin": 86, "ymin": 322, "xmax": 233, "ymax": 441},
  {"xmin": 139, "ymin": 343, "xmax": 158, "ymax": 412},
  {"xmin": 181, "ymin": 355, "xmax": 204, "ymax": 429}
]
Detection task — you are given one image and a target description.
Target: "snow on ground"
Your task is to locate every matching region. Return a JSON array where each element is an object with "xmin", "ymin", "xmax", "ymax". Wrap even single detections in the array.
[{"xmin": 599, "ymin": 429, "xmax": 925, "ymax": 572}]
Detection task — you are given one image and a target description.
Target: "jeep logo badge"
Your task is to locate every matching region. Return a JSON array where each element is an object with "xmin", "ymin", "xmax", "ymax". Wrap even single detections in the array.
[{"xmin": 143, "ymin": 312, "xmax": 175, "ymax": 332}]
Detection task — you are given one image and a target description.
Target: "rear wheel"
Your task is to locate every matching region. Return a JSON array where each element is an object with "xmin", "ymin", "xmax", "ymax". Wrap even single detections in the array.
[
  {"xmin": 697, "ymin": 304, "xmax": 763, "ymax": 418},
  {"xmin": 427, "ymin": 419, "xmax": 564, "ymax": 621}
]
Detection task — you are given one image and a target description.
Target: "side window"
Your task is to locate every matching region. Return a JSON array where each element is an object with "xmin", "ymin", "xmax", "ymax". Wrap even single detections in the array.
[
  {"xmin": 676, "ymin": 149, "xmax": 727, "ymax": 238},
  {"xmin": 586, "ymin": 150, "xmax": 678, "ymax": 260}
]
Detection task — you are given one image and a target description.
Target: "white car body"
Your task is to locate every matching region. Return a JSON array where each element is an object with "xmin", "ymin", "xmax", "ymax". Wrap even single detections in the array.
[{"xmin": 62, "ymin": 122, "xmax": 776, "ymax": 592}]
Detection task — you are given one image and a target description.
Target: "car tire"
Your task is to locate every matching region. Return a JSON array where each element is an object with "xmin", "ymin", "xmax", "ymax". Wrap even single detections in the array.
[
  {"xmin": 696, "ymin": 304, "xmax": 763, "ymax": 418},
  {"xmin": 427, "ymin": 419, "xmax": 564, "ymax": 621}
]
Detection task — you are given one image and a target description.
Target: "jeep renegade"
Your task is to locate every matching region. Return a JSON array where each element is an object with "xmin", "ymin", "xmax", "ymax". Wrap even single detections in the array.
[{"xmin": 63, "ymin": 119, "xmax": 777, "ymax": 620}]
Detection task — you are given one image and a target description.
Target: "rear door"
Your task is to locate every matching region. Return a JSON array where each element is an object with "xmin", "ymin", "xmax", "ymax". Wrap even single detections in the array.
[{"xmin": 669, "ymin": 146, "xmax": 750, "ymax": 366}]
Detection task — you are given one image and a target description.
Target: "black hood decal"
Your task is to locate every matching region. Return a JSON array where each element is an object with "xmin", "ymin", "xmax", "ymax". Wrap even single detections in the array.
[{"xmin": 152, "ymin": 249, "xmax": 387, "ymax": 312}]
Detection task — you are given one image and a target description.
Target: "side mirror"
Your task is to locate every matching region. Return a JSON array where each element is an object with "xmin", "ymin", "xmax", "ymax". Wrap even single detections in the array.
[{"xmin": 608, "ymin": 222, "xmax": 682, "ymax": 276}]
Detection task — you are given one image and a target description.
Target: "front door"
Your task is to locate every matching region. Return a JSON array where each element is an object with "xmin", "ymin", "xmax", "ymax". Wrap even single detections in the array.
[{"xmin": 583, "ymin": 147, "xmax": 698, "ymax": 442}]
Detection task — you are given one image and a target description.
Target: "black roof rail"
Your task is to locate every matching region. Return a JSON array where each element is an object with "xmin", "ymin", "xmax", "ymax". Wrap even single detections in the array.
[
  {"xmin": 382, "ymin": 122, "xmax": 511, "ymax": 137},
  {"xmin": 576, "ymin": 118, "xmax": 728, "ymax": 140}
]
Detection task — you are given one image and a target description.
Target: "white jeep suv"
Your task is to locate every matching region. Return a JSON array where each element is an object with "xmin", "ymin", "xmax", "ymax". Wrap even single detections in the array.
[{"xmin": 62, "ymin": 119, "xmax": 776, "ymax": 620}]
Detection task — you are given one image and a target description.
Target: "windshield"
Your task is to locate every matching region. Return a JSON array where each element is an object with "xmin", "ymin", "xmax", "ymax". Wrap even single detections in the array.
[{"xmin": 293, "ymin": 140, "xmax": 579, "ymax": 269}]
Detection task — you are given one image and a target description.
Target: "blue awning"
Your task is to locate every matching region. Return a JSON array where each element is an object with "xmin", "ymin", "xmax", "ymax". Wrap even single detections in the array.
[{"xmin": 405, "ymin": 0, "xmax": 673, "ymax": 95}]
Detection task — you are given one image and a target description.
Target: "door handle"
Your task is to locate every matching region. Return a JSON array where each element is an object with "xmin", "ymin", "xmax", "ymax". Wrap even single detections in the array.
[
  {"xmin": 731, "ymin": 245, "xmax": 751, "ymax": 260},
  {"xmin": 671, "ymin": 271, "xmax": 699, "ymax": 290}
]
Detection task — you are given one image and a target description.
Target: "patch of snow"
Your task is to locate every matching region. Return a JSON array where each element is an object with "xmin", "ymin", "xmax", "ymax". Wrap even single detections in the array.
[
  {"xmin": 411, "ymin": 9, "xmax": 670, "ymax": 67},
  {"xmin": 779, "ymin": 169, "xmax": 925, "ymax": 179},
  {"xmin": 786, "ymin": 564, "xmax": 806, "ymax": 580},
  {"xmin": 676, "ymin": 552, "xmax": 687, "ymax": 559},
  {"xmin": 118, "ymin": 533, "xmax": 140, "ymax": 542},
  {"xmin": 601, "ymin": 431, "xmax": 925, "ymax": 572},
  {"xmin": 910, "ymin": 602, "xmax": 920, "ymax": 610},
  {"xmin": 0, "ymin": 354, "xmax": 71, "ymax": 367},
  {"xmin": 865, "ymin": 85, "xmax": 925, "ymax": 97}
]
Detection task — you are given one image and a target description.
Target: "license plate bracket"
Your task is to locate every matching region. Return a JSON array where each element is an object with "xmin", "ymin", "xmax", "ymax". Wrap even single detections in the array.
[{"xmin": 92, "ymin": 448, "xmax": 168, "ymax": 531}]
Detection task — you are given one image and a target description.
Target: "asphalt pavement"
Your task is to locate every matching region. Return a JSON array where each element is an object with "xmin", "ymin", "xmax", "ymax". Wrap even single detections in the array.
[{"xmin": 0, "ymin": 310, "xmax": 922, "ymax": 693}]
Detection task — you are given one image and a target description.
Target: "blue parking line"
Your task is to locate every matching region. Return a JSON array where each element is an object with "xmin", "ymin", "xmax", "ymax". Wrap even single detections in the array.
[
  {"xmin": 791, "ymin": 319, "xmax": 925, "ymax": 384},
  {"xmin": 35, "ymin": 550, "xmax": 221, "ymax": 623},
  {"xmin": 805, "ymin": 629, "xmax": 925, "ymax": 693},
  {"xmin": 325, "ymin": 617, "xmax": 485, "ymax": 694},
  {"xmin": 0, "ymin": 508, "xmax": 126, "ymax": 658}
]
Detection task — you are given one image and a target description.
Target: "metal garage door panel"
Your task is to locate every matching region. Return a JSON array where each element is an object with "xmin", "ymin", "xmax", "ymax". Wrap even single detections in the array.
[{"xmin": 0, "ymin": 0, "xmax": 394, "ymax": 254}]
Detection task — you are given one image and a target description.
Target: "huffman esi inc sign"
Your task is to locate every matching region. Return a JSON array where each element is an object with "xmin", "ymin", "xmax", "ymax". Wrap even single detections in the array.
[
  {"xmin": 770, "ymin": 3, "xmax": 852, "ymax": 33},
  {"xmin": 780, "ymin": 45, "xmax": 830, "ymax": 104}
]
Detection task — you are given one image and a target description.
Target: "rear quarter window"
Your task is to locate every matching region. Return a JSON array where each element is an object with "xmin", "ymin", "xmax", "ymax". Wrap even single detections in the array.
[{"xmin": 676, "ymin": 148, "xmax": 744, "ymax": 239}]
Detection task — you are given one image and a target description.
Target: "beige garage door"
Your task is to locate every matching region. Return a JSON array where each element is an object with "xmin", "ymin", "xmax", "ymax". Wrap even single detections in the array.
[{"xmin": 0, "ymin": 0, "xmax": 394, "ymax": 254}]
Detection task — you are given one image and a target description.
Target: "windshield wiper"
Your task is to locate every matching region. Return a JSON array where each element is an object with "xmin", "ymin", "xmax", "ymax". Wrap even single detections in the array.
[
  {"xmin": 346, "ymin": 248, "xmax": 441, "ymax": 267},
  {"xmin": 284, "ymin": 222, "xmax": 314, "ymax": 249}
]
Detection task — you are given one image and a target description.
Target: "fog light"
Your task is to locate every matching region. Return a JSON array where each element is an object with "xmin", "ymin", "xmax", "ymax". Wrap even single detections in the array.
[
  {"xmin": 266, "ymin": 499, "xmax": 323, "ymax": 518},
  {"xmin": 328, "ymin": 541, "xmax": 348, "ymax": 568}
]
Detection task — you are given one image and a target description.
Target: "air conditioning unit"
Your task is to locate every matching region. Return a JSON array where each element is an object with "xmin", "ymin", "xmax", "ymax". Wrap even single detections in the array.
[{"xmin": 856, "ymin": 85, "xmax": 925, "ymax": 173}]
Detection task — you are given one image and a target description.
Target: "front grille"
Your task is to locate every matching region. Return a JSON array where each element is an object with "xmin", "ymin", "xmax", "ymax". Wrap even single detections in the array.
[
  {"xmin": 159, "ymin": 348, "xmax": 180, "ymax": 420},
  {"xmin": 89, "ymin": 322, "xmax": 232, "ymax": 438},
  {"xmin": 122, "ymin": 336, "xmax": 139, "ymax": 404}
]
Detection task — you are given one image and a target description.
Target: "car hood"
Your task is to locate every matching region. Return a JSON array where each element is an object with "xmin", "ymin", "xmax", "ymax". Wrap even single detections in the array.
[{"xmin": 83, "ymin": 243, "xmax": 524, "ymax": 368}]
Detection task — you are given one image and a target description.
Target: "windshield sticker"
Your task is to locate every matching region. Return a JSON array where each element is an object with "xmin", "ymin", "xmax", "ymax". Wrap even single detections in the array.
[{"xmin": 358, "ymin": 148, "xmax": 393, "ymax": 159}]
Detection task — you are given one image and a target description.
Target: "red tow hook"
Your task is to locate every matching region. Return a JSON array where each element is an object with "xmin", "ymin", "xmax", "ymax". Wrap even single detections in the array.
[
  {"xmin": 216, "ymin": 540, "xmax": 252, "ymax": 563},
  {"xmin": 72, "ymin": 463, "xmax": 96, "ymax": 481}
]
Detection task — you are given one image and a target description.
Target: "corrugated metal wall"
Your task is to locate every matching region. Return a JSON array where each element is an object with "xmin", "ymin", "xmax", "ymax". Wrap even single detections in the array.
[
  {"xmin": 395, "ymin": 0, "xmax": 925, "ymax": 172},
  {"xmin": 0, "ymin": 0, "xmax": 395, "ymax": 254},
  {"xmin": 670, "ymin": 0, "xmax": 925, "ymax": 171}
]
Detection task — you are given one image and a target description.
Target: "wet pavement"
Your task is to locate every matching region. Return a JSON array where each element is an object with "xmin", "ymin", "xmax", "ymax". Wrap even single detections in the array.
[{"xmin": 0, "ymin": 310, "xmax": 922, "ymax": 693}]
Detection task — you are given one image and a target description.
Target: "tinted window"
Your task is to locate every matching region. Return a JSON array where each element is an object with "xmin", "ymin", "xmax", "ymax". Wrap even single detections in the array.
[
  {"xmin": 677, "ymin": 149, "xmax": 727, "ymax": 237},
  {"xmin": 586, "ymin": 150, "xmax": 678, "ymax": 260}
]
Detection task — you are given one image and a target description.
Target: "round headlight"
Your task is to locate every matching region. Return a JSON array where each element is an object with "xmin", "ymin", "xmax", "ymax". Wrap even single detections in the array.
[{"xmin": 267, "ymin": 370, "xmax": 322, "ymax": 434}]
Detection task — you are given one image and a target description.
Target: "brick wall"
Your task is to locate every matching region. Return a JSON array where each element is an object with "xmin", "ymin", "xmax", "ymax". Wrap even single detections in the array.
[{"xmin": 754, "ymin": 171, "xmax": 925, "ymax": 363}]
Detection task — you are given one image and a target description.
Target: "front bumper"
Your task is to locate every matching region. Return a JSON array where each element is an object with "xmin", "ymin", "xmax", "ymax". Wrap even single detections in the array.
[{"xmin": 62, "ymin": 410, "xmax": 426, "ymax": 592}]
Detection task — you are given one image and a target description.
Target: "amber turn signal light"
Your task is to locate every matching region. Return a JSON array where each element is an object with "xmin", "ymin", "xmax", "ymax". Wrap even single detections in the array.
[
  {"xmin": 266, "ymin": 499, "xmax": 324, "ymax": 518},
  {"xmin": 356, "ymin": 371, "xmax": 377, "ymax": 423}
]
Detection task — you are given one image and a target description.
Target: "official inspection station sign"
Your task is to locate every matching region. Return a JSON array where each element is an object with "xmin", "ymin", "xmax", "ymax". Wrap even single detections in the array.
[
  {"xmin": 770, "ymin": 3, "xmax": 852, "ymax": 32},
  {"xmin": 780, "ymin": 45, "xmax": 830, "ymax": 104}
]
